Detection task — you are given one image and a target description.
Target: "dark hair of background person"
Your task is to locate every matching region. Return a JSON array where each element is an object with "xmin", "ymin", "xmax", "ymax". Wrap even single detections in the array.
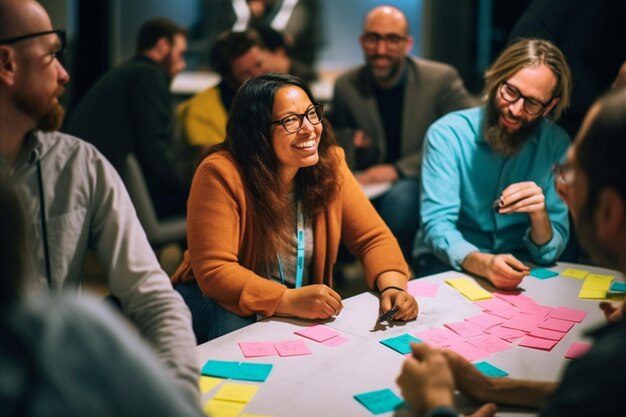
[
  {"xmin": 253, "ymin": 24, "xmax": 289, "ymax": 53},
  {"xmin": 136, "ymin": 17, "xmax": 187, "ymax": 54},
  {"xmin": 205, "ymin": 73, "xmax": 340, "ymax": 268},
  {"xmin": 577, "ymin": 88, "xmax": 626, "ymax": 211},
  {"xmin": 0, "ymin": 180, "xmax": 26, "ymax": 306},
  {"xmin": 209, "ymin": 29, "xmax": 264, "ymax": 79}
]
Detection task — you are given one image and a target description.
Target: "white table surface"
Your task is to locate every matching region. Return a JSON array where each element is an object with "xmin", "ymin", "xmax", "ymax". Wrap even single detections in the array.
[{"xmin": 196, "ymin": 262, "xmax": 623, "ymax": 417}]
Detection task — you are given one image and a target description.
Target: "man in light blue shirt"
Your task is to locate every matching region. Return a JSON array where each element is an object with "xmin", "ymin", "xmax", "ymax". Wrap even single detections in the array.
[{"xmin": 417, "ymin": 38, "xmax": 572, "ymax": 289}]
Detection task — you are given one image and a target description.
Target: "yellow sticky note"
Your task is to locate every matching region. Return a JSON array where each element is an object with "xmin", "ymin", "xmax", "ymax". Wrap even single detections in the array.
[
  {"xmin": 199, "ymin": 376, "xmax": 223, "ymax": 394},
  {"xmin": 561, "ymin": 268, "xmax": 590, "ymax": 279},
  {"xmin": 213, "ymin": 382, "xmax": 259, "ymax": 403},
  {"xmin": 203, "ymin": 399, "xmax": 246, "ymax": 417},
  {"xmin": 445, "ymin": 278, "xmax": 493, "ymax": 301},
  {"xmin": 578, "ymin": 289, "xmax": 608, "ymax": 299}
]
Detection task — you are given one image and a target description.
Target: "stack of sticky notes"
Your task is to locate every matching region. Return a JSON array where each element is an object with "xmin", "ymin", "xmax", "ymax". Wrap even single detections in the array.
[
  {"xmin": 294, "ymin": 324, "xmax": 350, "ymax": 347},
  {"xmin": 353, "ymin": 388, "xmax": 404, "ymax": 414},
  {"xmin": 579, "ymin": 273, "xmax": 614, "ymax": 299},
  {"xmin": 202, "ymin": 360, "xmax": 273, "ymax": 382},
  {"xmin": 445, "ymin": 277, "xmax": 493, "ymax": 301},
  {"xmin": 203, "ymin": 382, "xmax": 259, "ymax": 417}
]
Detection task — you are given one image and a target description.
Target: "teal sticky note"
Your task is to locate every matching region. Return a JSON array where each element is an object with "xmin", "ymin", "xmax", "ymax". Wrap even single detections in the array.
[
  {"xmin": 354, "ymin": 388, "xmax": 404, "ymax": 415},
  {"xmin": 530, "ymin": 268, "xmax": 559, "ymax": 279},
  {"xmin": 201, "ymin": 360, "xmax": 240, "ymax": 378},
  {"xmin": 379, "ymin": 333, "xmax": 422, "ymax": 355},
  {"xmin": 474, "ymin": 361, "xmax": 509, "ymax": 377},
  {"xmin": 610, "ymin": 282, "xmax": 626, "ymax": 292},
  {"xmin": 234, "ymin": 362, "xmax": 273, "ymax": 382}
]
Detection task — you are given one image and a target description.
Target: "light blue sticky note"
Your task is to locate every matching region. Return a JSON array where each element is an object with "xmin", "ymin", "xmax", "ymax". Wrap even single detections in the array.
[
  {"xmin": 474, "ymin": 361, "xmax": 509, "ymax": 377},
  {"xmin": 530, "ymin": 268, "xmax": 559, "ymax": 279},
  {"xmin": 354, "ymin": 388, "xmax": 404, "ymax": 415},
  {"xmin": 235, "ymin": 362, "xmax": 273, "ymax": 382},
  {"xmin": 379, "ymin": 333, "xmax": 422, "ymax": 355},
  {"xmin": 201, "ymin": 360, "xmax": 240, "ymax": 378},
  {"xmin": 610, "ymin": 282, "xmax": 626, "ymax": 292}
]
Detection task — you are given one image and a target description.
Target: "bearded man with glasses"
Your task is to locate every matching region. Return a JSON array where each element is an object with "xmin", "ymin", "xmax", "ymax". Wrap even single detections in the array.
[{"xmin": 415, "ymin": 38, "xmax": 572, "ymax": 289}]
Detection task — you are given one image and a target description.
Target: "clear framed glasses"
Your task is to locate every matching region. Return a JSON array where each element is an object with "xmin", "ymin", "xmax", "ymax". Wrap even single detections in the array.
[
  {"xmin": 271, "ymin": 104, "xmax": 324, "ymax": 134},
  {"xmin": 0, "ymin": 29, "xmax": 66, "ymax": 59},
  {"xmin": 552, "ymin": 162, "xmax": 575, "ymax": 186},
  {"xmin": 500, "ymin": 80, "xmax": 549, "ymax": 115},
  {"xmin": 361, "ymin": 32, "xmax": 407, "ymax": 49}
]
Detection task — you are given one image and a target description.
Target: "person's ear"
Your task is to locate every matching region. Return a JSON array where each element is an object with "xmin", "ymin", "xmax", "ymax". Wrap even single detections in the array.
[
  {"xmin": 154, "ymin": 36, "xmax": 171, "ymax": 58},
  {"xmin": 0, "ymin": 46, "xmax": 17, "ymax": 86},
  {"xmin": 595, "ymin": 187, "xmax": 626, "ymax": 241},
  {"xmin": 542, "ymin": 97, "xmax": 560, "ymax": 117}
]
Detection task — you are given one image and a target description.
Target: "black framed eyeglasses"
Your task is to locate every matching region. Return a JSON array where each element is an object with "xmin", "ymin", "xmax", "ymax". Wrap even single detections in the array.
[
  {"xmin": 500, "ymin": 80, "xmax": 549, "ymax": 115},
  {"xmin": 271, "ymin": 104, "xmax": 324, "ymax": 134},
  {"xmin": 361, "ymin": 32, "xmax": 408, "ymax": 49},
  {"xmin": 0, "ymin": 29, "xmax": 66, "ymax": 58}
]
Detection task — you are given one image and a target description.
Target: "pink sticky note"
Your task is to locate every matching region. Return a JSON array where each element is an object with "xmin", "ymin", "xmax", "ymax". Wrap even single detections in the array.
[
  {"xmin": 238, "ymin": 341, "xmax": 278, "ymax": 358},
  {"xmin": 538, "ymin": 318, "xmax": 576, "ymax": 333},
  {"xmin": 407, "ymin": 281, "xmax": 439, "ymax": 297},
  {"xmin": 528, "ymin": 328, "xmax": 566, "ymax": 341},
  {"xmin": 273, "ymin": 339, "xmax": 312, "ymax": 356},
  {"xmin": 294, "ymin": 325, "xmax": 339, "ymax": 343},
  {"xmin": 474, "ymin": 298, "xmax": 515, "ymax": 312},
  {"xmin": 520, "ymin": 304, "xmax": 553, "ymax": 317},
  {"xmin": 549, "ymin": 306, "xmax": 588, "ymax": 323},
  {"xmin": 564, "ymin": 342, "xmax": 592, "ymax": 359},
  {"xmin": 446, "ymin": 342, "xmax": 491, "ymax": 361},
  {"xmin": 487, "ymin": 308, "xmax": 517, "ymax": 319},
  {"xmin": 414, "ymin": 328, "xmax": 464, "ymax": 347},
  {"xmin": 444, "ymin": 321, "xmax": 486, "ymax": 338},
  {"xmin": 500, "ymin": 313, "xmax": 544, "ymax": 333},
  {"xmin": 518, "ymin": 335, "xmax": 558, "ymax": 351},
  {"xmin": 494, "ymin": 293, "xmax": 537, "ymax": 308},
  {"xmin": 321, "ymin": 335, "xmax": 350, "ymax": 347},
  {"xmin": 485, "ymin": 325, "xmax": 527, "ymax": 342},
  {"xmin": 464, "ymin": 312, "xmax": 506, "ymax": 329},
  {"xmin": 465, "ymin": 334, "xmax": 512, "ymax": 354}
]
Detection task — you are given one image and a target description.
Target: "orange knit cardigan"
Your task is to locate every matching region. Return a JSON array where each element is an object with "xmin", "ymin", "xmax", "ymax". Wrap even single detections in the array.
[{"xmin": 171, "ymin": 146, "xmax": 409, "ymax": 317}]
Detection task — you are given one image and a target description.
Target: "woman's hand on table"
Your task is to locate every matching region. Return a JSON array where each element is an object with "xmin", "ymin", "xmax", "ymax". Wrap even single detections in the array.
[
  {"xmin": 380, "ymin": 287, "xmax": 418, "ymax": 321},
  {"xmin": 275, "ymin": 284, "xmax": 343, "ymax": 320}
]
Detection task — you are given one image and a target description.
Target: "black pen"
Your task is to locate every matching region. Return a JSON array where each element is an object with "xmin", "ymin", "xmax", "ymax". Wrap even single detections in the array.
[{"xmin": 378, "ymin": 307, "xmax": 399, "ymax": 322}]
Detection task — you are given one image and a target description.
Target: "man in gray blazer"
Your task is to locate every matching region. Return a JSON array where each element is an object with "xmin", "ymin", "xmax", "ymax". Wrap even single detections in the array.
[{"xmin": 330, "ymin": 5, "xmax": 475, "ymax": 262}]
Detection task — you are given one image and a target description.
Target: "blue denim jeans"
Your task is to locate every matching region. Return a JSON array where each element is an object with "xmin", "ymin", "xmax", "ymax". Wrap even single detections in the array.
[
  {"xmin": 175, "ymin": 280, "xmax": 256, "ymax": 344},
  {"xmin": 371, "ymin": 177, "xmax": 421, "ymax": 262}
]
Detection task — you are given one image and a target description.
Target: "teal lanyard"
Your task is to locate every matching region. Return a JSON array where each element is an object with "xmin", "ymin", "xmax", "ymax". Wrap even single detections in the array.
[{"xmin": 277, "ymin": 196, "xmax": 305, "ymax": 288}]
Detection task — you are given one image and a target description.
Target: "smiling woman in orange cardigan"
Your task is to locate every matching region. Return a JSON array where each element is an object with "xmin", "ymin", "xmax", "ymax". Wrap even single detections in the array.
[{"xmin": 172, "ymin": 74, "xmax": 418, "ymax": 343}]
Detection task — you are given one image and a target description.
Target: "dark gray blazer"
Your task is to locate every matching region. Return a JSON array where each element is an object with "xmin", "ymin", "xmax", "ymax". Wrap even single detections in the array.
[{"xmin": 330, "ymin": 57, "xmax": 476, "ymax": 177}]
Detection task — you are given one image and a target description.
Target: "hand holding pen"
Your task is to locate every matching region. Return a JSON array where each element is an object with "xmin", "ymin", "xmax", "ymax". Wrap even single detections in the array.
[{"xmin": 378, "ymin": 286, "xmax": 419, "ymax": 322}]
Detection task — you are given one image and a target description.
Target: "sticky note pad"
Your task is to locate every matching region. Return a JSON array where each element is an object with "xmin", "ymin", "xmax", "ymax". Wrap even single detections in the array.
[
  {"xmin": 564, "ymin": 342, "xmax": 592, "ymax": 359},
  {"xmin": 579, "ymin": 274, "xmax": 613, "ymax": 299},
  {"xmin": 214, "ymin": 382, "xmax": 259, "ymax": 403},
  {"xmin": 238, "ymin": 342, "xmax": 278, "ymax": 358},
  {"xmin": 234, "ymin": 363, "xmax": 273, "ymax": 382},
  {"xmin": 446, "ymin": 341, "xmax": 490, "ymax": 362},
  {"xmin": 465, "ymin": 334, "xmax": 512, "ymax": 354},
  {"xmin": 610, "ymin": 282, "xmax": 626, "ymax": 292},
  {"xmin": 464, "ymin": 312, "xmax": 506, "ymax": 329},
  {"xmin": 529, "ymin": 328, "xmax": 566, "ymax": 341},
  {"xmin": 474, "ymin": 361, "xmax": 509, "ymax": 377},
  {"xmin": 445, "ymin": 278, "xmax": 493, "ymax": 301},
  {"xmin": 407, "ymin": 280, "xmax": 439, "ymax": 297},
  {"xmin": 202, "ymin": 360, "xmax": 240, "ymax": 378},
  {"xmin": 199, "ymin": 375, "xmax": 223, "ymax": 393},
  {"xmin": 203, "ymin": 399, "xmax": 247, "ymax": 417},
  {"xmin": 538, "ymin": 317, "xmax": 575, "ymax": 333},
  {"xmin": 444, "ymin": 321, "xmax": 486, "ymax": 338},
  {"xmin": 379, "ymin": 333, "xmax": 422, "ymax": 355},
  {"xmin": 294, "ymin": 324, "xmax": 339, "ymax": 342},
  {"xmin": 273, "ymin": 339, "xmax": 312, "ymax": 357},
  {"xmin": 353, "ymin": 388, "xmax": 404, "ymax": 414},
  {"xmin": 561, "ymin": 268, "xmax": 590, "ymax": 279},
  {"xmin": 530, "ymin": 268, "xmax": 559, "ymax": 279},
  {"xmin": 518, "ymin": 335, "xmax": 558, "ymax": 351},
  {"xmin": 549, "ymin": 306, "xmax": 587, "ymax": 323}
]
